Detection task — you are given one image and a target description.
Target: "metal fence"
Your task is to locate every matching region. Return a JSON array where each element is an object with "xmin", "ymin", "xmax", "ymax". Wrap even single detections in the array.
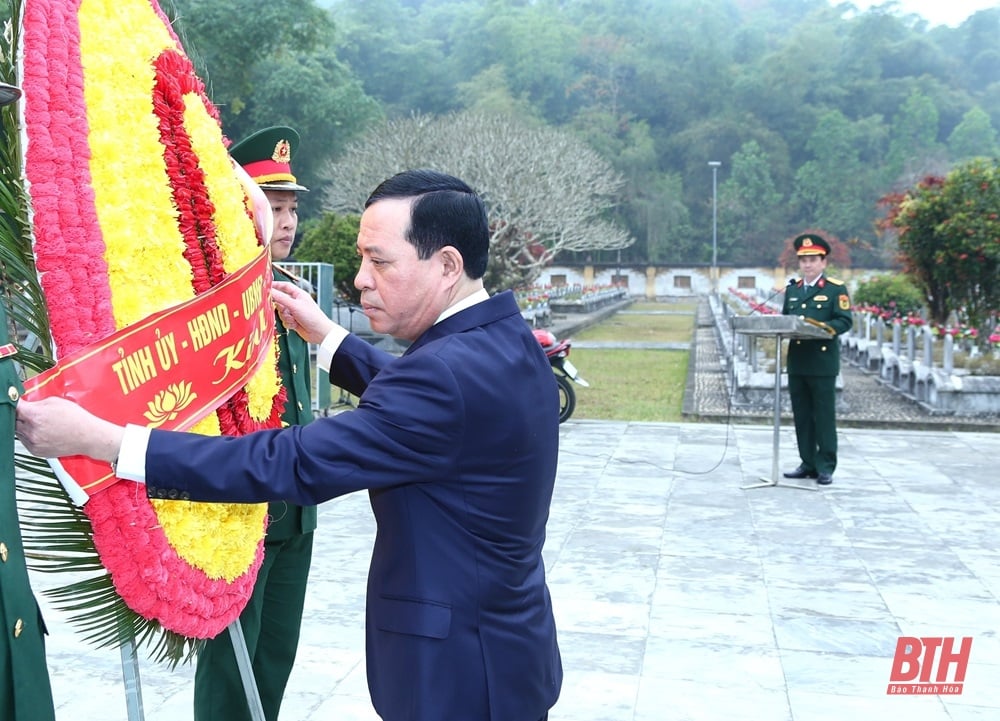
[{"xmin": 274, "ymin": 261, "xmax": 337, "ymax": 413}]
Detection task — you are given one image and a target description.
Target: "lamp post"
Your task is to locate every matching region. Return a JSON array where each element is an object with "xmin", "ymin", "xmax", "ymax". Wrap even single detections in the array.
[{"xmin": 708, "ymin": 161, "xmax": 721, "ymax": 293}]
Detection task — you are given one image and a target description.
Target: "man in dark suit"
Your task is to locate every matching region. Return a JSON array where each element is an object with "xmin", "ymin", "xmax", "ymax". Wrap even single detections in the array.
[
  {"xmin": 781, "ymin": 232, "xmax": 853, "ymax": 486},
  {"xmin": 0, "ymin": 80, "xmax": 57, "ymax": 721},
  {"xmin": 17, "ymin": 169, "xmax": 563, "ymax": 721},
  {"xmin": 193, "ymin": 126, "xmax": 316, "ymax": 721}
]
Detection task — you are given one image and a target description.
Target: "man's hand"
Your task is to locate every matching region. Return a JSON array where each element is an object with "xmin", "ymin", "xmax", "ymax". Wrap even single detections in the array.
[
  {"xmin": 272, "ymin": 281, "xmax": 338, "ymax": 344},
  {"xmin": 16, "ymin": 397, "xmax": 124, "ymax": 463},
  {"xmin": 803, "ymin": 317, "xmax": 836, "ymax": 335}
]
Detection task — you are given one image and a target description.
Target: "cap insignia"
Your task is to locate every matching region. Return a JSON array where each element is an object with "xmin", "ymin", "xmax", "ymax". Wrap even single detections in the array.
[{"xmin": 272, "ymin": 139, "xmax": 292, "ymax": 164}]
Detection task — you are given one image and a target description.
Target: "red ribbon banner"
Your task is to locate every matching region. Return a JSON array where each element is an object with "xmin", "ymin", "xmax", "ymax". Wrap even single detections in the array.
[{"xmin": 24, "ymin": 249, "xmax": 275, "ymax": 501}]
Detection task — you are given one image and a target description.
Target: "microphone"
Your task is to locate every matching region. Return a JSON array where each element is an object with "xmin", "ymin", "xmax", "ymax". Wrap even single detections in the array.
[{"xmin": 749, "ymin": 279, "xmax": 792, "ymax": 315}]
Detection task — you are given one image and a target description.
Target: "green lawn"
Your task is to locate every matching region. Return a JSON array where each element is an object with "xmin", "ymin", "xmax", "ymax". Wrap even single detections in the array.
[
  {"xmin": 570, "ymin": 348, "xmax": 689, "ymax": 422},
  {"xmin": 573, "ymin": 312, "xmax": 694, "ymax": 343},
  {"xmin": 567, "ymin": 301, "xmax": 695, "ymax": 422}
]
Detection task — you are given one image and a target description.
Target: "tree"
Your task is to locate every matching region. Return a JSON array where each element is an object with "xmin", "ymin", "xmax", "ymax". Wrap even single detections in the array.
[
  {"xmin": 477, "ymin": 1, "xmax": 581, "ymax": 122},
  {"xmin": 294, "ymin": 212, "xmax": 362, "ymax": 303},
  {"xmin": 455, "ymin": 65, "xmax": 538, "ymax": 120},
  {"xmin": 885, "ymin": 89, "xmax": 946, "ymax": 187},
  {"xmin": 948, "ymin": 106, "xmax": 999, "ymax": 161},
  {"xmin": 878, "ymin": 159, "xmax": 1000, "ymax": 336},
  {"xmin": 792, "ymin": 110, "xmax": 876, "ymax": 241},
  {"xmin": 322, "ymin": 112, "xmax": 634, "ymax": 292},
  {"xmin": 166, "ymin": 0, "xmax": 335, "ymax": 117},
  {"xmin": 328, "ymin": 0, "xmax": 462, "ymax": 115},
  {"xmin": 165, "ymin": 0, "xmax": 381, "ymax": 215},
  {"xmin": 959, "ymin": 8, "xmax": 1000, "ymax": 92},
  {"xmin": 718, "ymin": 140, "xmax": 786, "ymax": 265},
  {"xmin": 636, "ymin": 173, "xmax": 693, "ymax": 265},
  {"xmin": 230, "ymin": 52, "xmax": 382, "ymax": 208},
  {"xmin": 266, "ymin": 0, "xmax": 1000, "ymax": 265}
]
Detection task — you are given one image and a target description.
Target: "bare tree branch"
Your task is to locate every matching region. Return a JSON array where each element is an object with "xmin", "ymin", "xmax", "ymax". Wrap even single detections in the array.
[{"xmin": 323, "ymin": 112, "xmax": 634, "ymax": 290}]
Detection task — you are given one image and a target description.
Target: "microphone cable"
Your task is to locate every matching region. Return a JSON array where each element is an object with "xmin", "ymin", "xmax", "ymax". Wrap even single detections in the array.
[{"xmin": 673, "ymin": 281, "xmax": 791, "ymax": 477}]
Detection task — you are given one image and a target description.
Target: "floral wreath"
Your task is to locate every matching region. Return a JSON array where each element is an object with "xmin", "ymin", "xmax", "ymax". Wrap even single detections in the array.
[{"xmin": 15, "ymin": 0, "xmax": 285, "ymax": 656}]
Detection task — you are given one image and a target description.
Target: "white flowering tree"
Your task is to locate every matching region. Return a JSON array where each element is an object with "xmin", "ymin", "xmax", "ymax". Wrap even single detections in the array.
[{"xmin": 322, "ymin": 112, "xmax": 634, "ymax": 291}]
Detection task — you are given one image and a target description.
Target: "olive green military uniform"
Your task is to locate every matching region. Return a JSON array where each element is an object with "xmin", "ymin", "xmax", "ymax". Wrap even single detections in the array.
[
  {"xmin": 782, "ymin": 275, "xmax": 852, "ymax": 477},
  {"xmin": 193, "ymin": 270, "xmax": 316, "ymax": 720},
  {"xmin": 195, "ymin": 127, "xmax": 317, "ymax": 720},
  {"xmin": 0, "ymin": 302, "xmax": 56, "ymax": 721}
]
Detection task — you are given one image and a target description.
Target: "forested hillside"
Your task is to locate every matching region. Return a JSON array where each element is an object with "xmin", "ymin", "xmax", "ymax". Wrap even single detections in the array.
[{"xmin": 169, "ymin": 0, "xmax": 1000, "ymax": 267}]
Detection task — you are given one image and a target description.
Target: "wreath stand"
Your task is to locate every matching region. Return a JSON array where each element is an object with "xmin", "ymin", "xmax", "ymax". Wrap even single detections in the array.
[
  {"xmin": 118, "ymin": 621, "xmax": 265, "ymax": 721},
  {"xmin": 120, "ymin": 637, "xmax": 144, "ymax": 720},
  {"xmin": 228, "ymin": 620, "xmax": 268, "ymax": 720}
]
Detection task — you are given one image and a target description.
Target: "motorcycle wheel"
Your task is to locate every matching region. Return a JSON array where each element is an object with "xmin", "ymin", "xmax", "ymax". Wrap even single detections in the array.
[{"xmin": 555, "ymin": 373, "xmax": 576, "ymax": 423}]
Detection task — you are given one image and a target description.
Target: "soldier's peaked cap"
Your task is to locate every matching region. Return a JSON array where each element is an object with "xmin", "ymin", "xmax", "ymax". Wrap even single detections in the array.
[
  {"xmin": 0, "ymin": 81, "xmax": 21, "ymax": 107},
  {"xmin": 793, "ymin": 233, "xmax": 830, "ymax": 256},
  {"xmin": 229, "ymin": 126, "xmax": 308, "ymax": 192}
]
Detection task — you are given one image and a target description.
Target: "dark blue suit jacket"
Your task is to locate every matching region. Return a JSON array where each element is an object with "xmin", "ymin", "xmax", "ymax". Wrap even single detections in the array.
[{"xmin": 145, "ymin": 291, "xmax": 563, "ymax": 721}]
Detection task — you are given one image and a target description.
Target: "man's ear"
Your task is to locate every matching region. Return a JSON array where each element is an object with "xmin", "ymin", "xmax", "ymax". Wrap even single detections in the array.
[{"xmin": 439, "ymin": 246, "xmax": 464, "ymax": 278}]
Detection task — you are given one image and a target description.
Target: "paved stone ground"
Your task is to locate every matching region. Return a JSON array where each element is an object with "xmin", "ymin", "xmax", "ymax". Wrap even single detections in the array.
[{"xmin": 34, "ymin": 422, "xmax": 1000, "ymax": 721}]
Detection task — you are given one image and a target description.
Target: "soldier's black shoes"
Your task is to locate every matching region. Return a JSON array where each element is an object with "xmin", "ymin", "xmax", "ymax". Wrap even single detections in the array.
[
  {"xmin": 816, "ymin": 473, "xmax": 833, "ymax": 485},
  {"xmin": 783, "ymin": 465, "xmax": 818, "ymax": 479}
]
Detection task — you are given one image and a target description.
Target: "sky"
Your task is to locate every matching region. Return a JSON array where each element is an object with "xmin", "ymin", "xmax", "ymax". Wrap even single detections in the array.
[{"xmin": 843, "ymin": 0, "xmax": 999, "ymax": 27}]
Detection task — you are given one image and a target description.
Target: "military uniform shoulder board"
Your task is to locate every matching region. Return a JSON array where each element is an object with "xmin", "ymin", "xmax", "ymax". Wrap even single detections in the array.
[
  {"xmin": 273, "ymin": 263, "xmax": 315, "ymax": 295},
  {"xmin": 826, "ymin": 277, "xmax": 844, "ymax": 286},
  {"xmin": 273, "ymin": 263, "xmax": 297, "ymax": 282}
]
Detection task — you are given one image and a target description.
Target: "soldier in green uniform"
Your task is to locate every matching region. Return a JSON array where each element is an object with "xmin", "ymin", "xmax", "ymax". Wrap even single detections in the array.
[
  {"xmin": 194, "ymin": 127, "xmax": 316, "ymax": 721},
  {"xmin": 0, "ymin": 81, "xmax": 57, "ymax": 721},
  {"xmin": 781, "ymin": 233, "xmax": 853, "ymax": 486}
]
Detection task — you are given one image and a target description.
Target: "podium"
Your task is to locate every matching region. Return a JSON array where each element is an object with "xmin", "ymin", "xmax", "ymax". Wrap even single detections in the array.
[{"xmin": 730, "ymin": 315, "xmax": 834, "ymax": 491}]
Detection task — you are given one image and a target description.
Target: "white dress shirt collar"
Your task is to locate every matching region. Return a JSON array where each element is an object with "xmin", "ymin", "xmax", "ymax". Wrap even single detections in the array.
[{"xmin": 436, "ymin": 288, "xmax": 490, "ymax": 325}]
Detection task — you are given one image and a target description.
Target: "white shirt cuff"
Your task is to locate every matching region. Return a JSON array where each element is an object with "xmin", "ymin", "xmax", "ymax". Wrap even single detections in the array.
[
  {"xmin": 317, "ymin": 325, "xmax": 349, "ymax": 372},
  {"xmin": 115, "ymin": 424, "xmax": 151, "ymax": 483}
]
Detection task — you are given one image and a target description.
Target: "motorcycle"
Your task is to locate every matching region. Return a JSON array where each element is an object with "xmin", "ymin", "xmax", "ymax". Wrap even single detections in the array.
[{"xmin": 533, "ymin": 328, "xmax": 590, "ymax": 423}]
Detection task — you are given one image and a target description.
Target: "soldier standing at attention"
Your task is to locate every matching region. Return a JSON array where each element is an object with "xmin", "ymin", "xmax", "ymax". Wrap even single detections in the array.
[
  {"xmin": 0, "ymin": 80, "xmax": 57, "ymax": 721},
  {"xmin": 781, "ymin": 233, "xmax": 853, "ymax": 486},
  {"xmin": 193, "ymin": 126, "xmax": 316, "ymax": 721}
]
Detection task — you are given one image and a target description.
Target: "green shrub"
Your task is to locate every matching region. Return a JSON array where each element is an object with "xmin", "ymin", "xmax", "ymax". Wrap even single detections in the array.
[
  {"xmin": 295, "ymin": 212, "xmax": 362, "ymax": 303},
  {"xmin": 853, "ymin": 274, "xmax": 925, "ymax": 316}
]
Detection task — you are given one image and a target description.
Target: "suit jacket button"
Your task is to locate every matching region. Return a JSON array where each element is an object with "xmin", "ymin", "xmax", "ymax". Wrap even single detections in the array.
[
  {"xmin": 292, "ymin": 364, "xmax": 298, "ymax": 373},
  {"xmin": 181, "ymin": 492, "xmax": 190, "ymax": 501},
  {"xmin": 13, "ymin": 618, "xmax": 23, "ymax": 637},
  {"xmin": 168, "ymin": 489, "xmax": 178, "ymax": 499},
  {"xmin": 157, "ymin": 489, "xmax": 168, "ymax": 499},
  {"xmin": 0, "ymin": 542, "xmax": 7, "ymax": 562},
  {"xmin": 7, "ymin": 386, "xmax": 18, "ymax": 402},
  {"xmin": 821, "ymin": 346, "xmax": 827, "ymax": 351}
]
